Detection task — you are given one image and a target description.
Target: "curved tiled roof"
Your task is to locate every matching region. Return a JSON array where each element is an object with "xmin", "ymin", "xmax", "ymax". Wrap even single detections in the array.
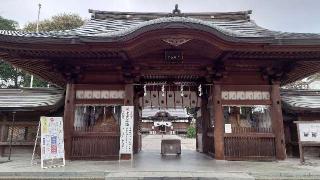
[
  {"xmin": 281, "ymin": 89, "xmax": 320, "ymax": 111},
  {"xmin": 0, "ymin": 10, "xmax": 320, "ymax": 45},
  {"xmin": 0, "ymin": 88, "xmax": 64, "ymax": 111}
]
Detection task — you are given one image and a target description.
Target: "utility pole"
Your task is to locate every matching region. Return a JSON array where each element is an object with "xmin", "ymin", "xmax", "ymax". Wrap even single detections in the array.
[
  {"xmin": 30, "ymin": 3, "xmax": 41, "ymax": 88},
  {"xmin": 36, "ymin": 3, "xmax": 41, "ymax": 33}
]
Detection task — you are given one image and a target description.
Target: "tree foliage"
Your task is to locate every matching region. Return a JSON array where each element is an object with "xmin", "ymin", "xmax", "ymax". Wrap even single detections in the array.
[
  {"xmin": 0, "ymin": 16, "xmax": 18, "ymax": 30},
  {"xmin": 24, "ymin": 13, "xmax": 84, "ymax": 32},
  {"xmin": 0, "ymin": 14, "xmax": 84, "ymax": 88},
  {"xmin": 0, "ymin": 61, "xmax": 28, "ymax": 88},
  {"xmin": 0, "ymin": 16, "xmax": 27, "ymax": 88}
]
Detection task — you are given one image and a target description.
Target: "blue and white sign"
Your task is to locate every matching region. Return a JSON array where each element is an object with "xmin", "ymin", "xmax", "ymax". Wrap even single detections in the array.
[{"xmin": 40, "ymin": 116, "xmax": 65, "ymax": 168}]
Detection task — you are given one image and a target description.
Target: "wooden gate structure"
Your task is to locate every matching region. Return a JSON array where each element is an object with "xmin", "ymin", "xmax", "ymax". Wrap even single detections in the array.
[{"xmin": 1, "ymin": 6, "xmax": 320, "ymax": 161}]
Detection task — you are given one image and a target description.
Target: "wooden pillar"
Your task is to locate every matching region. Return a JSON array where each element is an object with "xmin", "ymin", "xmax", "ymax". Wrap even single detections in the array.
[
  {"xmin": 0, "ymin": 114, "xmax": 8, "ymax": 156},
  {"xmin": 133, "ymin": 89, "xmax": 141, "ymax": 154},
  {"xmin": 124, "ymin": 84, "xmax": 134, "ymax": 106},
  {"xmin": 201, "ymin": 95, "xmax": 209, "ymax": 153},
  {"xmin": 0, "ymin": 114, "xmax": 8, "ymax": 142},
  {"xmin": 213, "ymin": 83, "xmax": 225, "ymax": 160},
  {"xmin": 271, "ymin": 82, "xmax": 286, "ymax": 160},
  {"xmin": 63, "ymin": 83, "xmax": 75, "ymax": 160}
]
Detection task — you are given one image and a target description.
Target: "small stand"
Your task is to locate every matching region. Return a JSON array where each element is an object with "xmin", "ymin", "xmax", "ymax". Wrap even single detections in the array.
[{"xmin": 31, "ymin": 121, "xmax": 41, "ymax": 165}]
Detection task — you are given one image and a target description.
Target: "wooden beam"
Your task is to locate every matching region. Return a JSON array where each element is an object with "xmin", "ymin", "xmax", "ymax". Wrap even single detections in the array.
[
  {"xmin": 221, "ymin": 100, "xmax": 272, "ymax": 105},
  {"xmin": 75, "ymin": 99, "xmax": 124, "ymax": 105},
  {"xmin": 74, "ymin": 84, "xmax": 125, "ymax": 90},
  {"xmin": 221, "ymin": 85, "xmax": 271, "ymax": 91},
  {"xmin": 271, "ymin": 82, "xmax": 287, "ymax": 160},
  {"xmin": 213, "ymin": 83, "xmax": 225, "ymax": 160}
]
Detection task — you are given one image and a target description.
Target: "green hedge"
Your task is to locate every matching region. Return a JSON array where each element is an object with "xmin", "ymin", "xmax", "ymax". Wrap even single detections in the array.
[{"xmin": 186, "ymin": 126, "xmax": 196, "ymax": 138}]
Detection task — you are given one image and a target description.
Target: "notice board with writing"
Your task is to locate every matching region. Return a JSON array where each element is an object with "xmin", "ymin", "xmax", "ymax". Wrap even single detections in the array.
[
  {"xmin": 40, "ymin": 116, "xmax": 65, "ymax": 168},
  {"xmin": 295, "ymin": 121, "xmax": 320, "ymax": 163},
  {"xmin": 119, "ymin": 106, "xmax": 134, "ymax": 156}
]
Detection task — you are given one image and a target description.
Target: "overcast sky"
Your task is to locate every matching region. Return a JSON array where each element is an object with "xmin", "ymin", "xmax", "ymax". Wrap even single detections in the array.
[{"xmin": 0, "ymin": 0, "xmax": 319, "ymax": 33}]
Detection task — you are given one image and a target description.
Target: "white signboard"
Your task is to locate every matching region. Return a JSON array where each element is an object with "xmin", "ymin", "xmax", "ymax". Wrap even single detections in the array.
[
  {"xmin": 225, "ymin": 124, "xmax": 232, "ymax": 133},
  {"xmin": 40, "ymin": 117, "xmax": 65, "ymax": 168},
  {"xmin": 298, "ymin": 123, "xmax": 320, "ymax": 142},
  {"xmin": 120, "ymin": 106, "xmax": 134, "ymax": 155}
]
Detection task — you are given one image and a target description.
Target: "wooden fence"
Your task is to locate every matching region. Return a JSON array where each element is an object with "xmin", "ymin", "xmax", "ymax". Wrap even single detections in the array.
[
  {"xmin": 71, "ymin": 132, "xmax": 120, "ymax": 160},
  {"xmin": 0, "ymin": 122, "xmax": 38, "ymax": 156},
  {"xmin": 224, "ymin": 133, "xmax": 276, "ymax": 160},
  {"xmin": 206, "ymin": 132, "xmax": 214, "ymax": 156}
]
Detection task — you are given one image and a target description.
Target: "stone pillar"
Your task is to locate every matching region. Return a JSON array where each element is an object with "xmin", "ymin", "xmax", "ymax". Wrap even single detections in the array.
[
  {"xmin": 63, "ymin": 83, "xmax": 75, "ymax": 160},
  {"xmin": 271, "ymin": 82, "xmax": 286, "ymax": 160},
  {"xmin": 213, "ymin": 83, "xmax": 225, "ymax": 160}
]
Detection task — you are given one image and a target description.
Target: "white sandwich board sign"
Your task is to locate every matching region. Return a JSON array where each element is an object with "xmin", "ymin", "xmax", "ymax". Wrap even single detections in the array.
[
  {"xmin": 295, "ymin": 121, "xmax": 320, "ymax": 163},
  {"xmin": 297, "ymin": 122, "xmax": 320, "ymax": 142},
  {"xmin": 40, "ymin": 116, "xmax": 65, "ymax": 168},
  {"xmin": 119, "ymin": 106, "xmax": 134, "ymax": 156}
]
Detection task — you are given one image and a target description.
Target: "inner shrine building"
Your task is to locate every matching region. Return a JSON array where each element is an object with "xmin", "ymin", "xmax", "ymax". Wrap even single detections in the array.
[{"xmin": 1, "ymin": 6, "xmax": 320, "ymax": 161}]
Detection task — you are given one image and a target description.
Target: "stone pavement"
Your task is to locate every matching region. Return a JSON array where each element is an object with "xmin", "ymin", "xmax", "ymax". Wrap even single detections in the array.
[{"xmin": 0, "ymin": 135, "xmax": 320, "ymax": 179}]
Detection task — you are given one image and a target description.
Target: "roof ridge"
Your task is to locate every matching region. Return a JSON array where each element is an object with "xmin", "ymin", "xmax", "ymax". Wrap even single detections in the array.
[{"xmin": 88, "ymin": 9, "xmax": 252, "ymax": 21}]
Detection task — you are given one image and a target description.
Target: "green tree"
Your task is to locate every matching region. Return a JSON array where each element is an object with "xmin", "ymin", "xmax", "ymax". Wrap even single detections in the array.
[
  {"xmin": 0, "ymin": 14, "xmax": 84, "ymax": 88},
  {"xmin": 0, "ymin": 16, "xmax": 18, "ymax": 30},
  {"xmin": 24, "ymin": 13, "xmax": 84, "ymax": 32},
  {"xmin": 0, "ymin": 61, "xmax": 29, "ymax": 88},
  {"xmin": 0, "ymin": 16, "xmax": 29, "ymax": 88}
]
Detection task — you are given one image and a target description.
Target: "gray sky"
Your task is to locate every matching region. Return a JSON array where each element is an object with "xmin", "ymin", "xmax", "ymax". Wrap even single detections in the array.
[{"xmin": 0, "ymin": 0, "xmax": 320, "ymax": 33}]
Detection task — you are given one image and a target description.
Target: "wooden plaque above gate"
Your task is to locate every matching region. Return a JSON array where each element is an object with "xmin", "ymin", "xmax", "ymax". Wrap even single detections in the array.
[
  {"xmin": 76, "ymin": 90, "xmax": 125, "ymax": 99},
  {"xmin": 221, "ymin": 91, "xmax": 270, "ymax": 100}
]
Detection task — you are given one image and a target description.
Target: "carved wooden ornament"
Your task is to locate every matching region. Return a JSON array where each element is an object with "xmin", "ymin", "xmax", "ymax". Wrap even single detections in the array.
[{"xmin": 162, "ymin": 38, "xmax": 191, "ymax": 47}]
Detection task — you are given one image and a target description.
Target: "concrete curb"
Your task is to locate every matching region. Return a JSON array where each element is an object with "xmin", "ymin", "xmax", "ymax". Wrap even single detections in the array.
[
  {"xmin": 0, "ymin": 172, "xmax": 107, "ymax": 179},
  {"xmin": 0, "ymin": 171, "xmax": 255, "ymax": 180},
  {"xmin": 250, "ymin": 171, "xmax": 320, "ymax": 180},
  {"xmin": 1, "ymin": 170, "xmax": 320, "ymax": 180}
]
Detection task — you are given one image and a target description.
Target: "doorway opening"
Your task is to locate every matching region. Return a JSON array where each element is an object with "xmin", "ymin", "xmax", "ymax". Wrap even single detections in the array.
[{"xmin": 136, "ymin": 83, "xmax": 212, "ymax": 158}]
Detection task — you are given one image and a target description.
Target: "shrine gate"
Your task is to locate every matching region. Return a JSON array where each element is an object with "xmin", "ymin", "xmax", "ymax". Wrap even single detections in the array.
[{"xmin": 1, "ymin": 6, "xmax": 320, "ymax": 161}]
